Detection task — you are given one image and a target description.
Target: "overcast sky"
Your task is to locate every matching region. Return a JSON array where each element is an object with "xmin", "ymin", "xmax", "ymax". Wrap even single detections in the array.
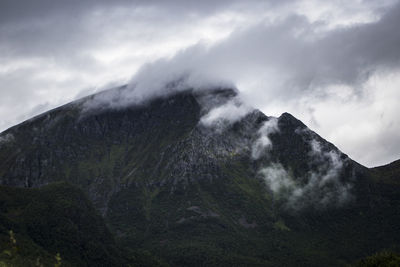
[{"xmin": 1, "ymin": 0, "xmax": 399, "ymax": 167}]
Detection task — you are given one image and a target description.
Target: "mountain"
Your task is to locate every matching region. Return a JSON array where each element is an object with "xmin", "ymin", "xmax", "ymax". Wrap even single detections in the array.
[{"xmin": 0, "ymin": 86, "xmax": 399, "ymax": 266}]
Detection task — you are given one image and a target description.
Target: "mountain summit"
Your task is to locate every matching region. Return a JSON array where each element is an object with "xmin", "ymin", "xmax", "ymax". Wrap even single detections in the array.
[{"xmin": 0, "ymin": 86, "xmax": 399, "ymax": 266}]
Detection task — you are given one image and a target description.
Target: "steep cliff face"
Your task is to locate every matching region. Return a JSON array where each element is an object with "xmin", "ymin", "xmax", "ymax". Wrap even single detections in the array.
[{"xmin": 0, "ymin": 86, "xmax": 398, "ymax": 266}]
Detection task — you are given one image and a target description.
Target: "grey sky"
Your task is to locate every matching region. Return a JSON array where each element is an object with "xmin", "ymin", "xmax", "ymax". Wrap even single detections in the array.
[{"xmin": 0, "ymin": 0, "xmax": 399, "ymax": 167}]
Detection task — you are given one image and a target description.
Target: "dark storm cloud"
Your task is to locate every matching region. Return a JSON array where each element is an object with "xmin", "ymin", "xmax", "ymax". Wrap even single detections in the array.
[
  {"xmin": 0, "ymin": 0, "xmax": 290, "ymax": 23},
  {"xmin": 1, "ymin": 0, "xmax": 395, "ymax": 69},
  {"xmin": 124, "ymin": 2, "xmax": 400, "ymax": 103},
  {"xmin": 242, "ymin": 3, "xmax": 400, "ymax": 91},
  {"xmin": 309, "ymin": 3, "xmax": 400, "ymax": 86},
  {"xmin": 0, "ymin": 0, "xmax": 261, "ymax": 59}
]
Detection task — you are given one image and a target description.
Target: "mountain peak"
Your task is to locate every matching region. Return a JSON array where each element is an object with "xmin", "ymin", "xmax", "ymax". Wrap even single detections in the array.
[
  {"xmin": 278, "ymin": 112, "xmax": 306, "ymax": 128},
  {"xmin": 0, "ymin": 84, "xmax": 398, "ymax": 266}
]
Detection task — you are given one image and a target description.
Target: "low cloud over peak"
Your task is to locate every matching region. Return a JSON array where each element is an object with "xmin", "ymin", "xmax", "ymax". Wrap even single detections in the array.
[{"xmin": 0, "ymin": 0, "xmax": 399, "ymax": 166}]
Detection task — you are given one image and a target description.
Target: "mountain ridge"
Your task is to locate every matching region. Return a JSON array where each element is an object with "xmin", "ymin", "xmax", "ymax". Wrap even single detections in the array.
[{"xmin": 0, "ymin": 86, "xmax": 399, "ymax": 266}]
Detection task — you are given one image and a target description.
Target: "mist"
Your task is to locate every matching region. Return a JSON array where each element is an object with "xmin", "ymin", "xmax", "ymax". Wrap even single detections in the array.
[
  {"xmin": 195, "ymin": 93, "xmax": 352, "ymax": 210},
  {"xmin": 200, "ymin": 97, "xmax": 253, "ymax": 130},
  {"xmin": 252, "ymin": 122, "xmax": 352, "ymax": 211},
  {"xmin": 251, "ymin": 118, "xmax": 279, "ymax": 160},
  {"xmin": 0, "ymin": 133, "xmax": 14, "ymax": 146}
]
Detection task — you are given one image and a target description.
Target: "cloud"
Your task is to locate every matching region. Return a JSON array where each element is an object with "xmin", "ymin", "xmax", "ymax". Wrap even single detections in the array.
[
  {"xmin": 251, "ymin": 118, "xmax": 279, "ymax": 159},
  {"xmin": 290, "ymin": 70, "xmax": 400, "ymax": 167},
  {"xmin": 0, "ymin": 0, "xmax": 399, "ymax": 166},
  {"xmin": 259, "ymin": 163, "xmax": 295, "ymax": 193},
  {"xmin": 289, "ymin": 138, "xmax": 351, "ymax": 209},
  {"xmin": 126, "ymin": 0, "xmax": 400, "ymax": 166},
  {"xmin": 258, "ymin": 137, "xmax": 352, "ymax": 211},
  {"xmin": 200, "ymin": 97, "xmax": 253, "ymax": 129},
  {"xmin": 83, "ymin": 70, "xmax": 235, "ymax": 112},
  {"xmin": 85, "ymin": 1, "xmax": 400, "ymax": 115}
]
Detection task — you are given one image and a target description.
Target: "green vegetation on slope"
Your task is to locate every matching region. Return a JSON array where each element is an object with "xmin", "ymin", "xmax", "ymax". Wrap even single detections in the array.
[
  {"xmin": 354, "ymin": 250, "xmax": 400, "ymax": 267},
  {"xmin": 0, "ymin": 182, "xmax": 127, "ymax": 266}
]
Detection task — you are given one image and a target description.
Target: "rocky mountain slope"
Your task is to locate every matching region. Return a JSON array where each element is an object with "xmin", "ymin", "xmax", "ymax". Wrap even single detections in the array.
[{"xmin": 0, "ymin": 86, "xmax": 398, "ymax": 266}]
